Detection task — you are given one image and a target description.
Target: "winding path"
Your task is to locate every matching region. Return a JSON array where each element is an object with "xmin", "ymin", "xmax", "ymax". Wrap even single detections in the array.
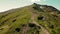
[{"xmin": 31, "ymin": 12, "xmax": 50, "ymax": 34}]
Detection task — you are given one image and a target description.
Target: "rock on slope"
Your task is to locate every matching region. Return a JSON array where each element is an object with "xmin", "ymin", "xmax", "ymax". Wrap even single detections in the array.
[{"xmin": 0, "ymin": 3, "xmax": 60, "ymax": 34}]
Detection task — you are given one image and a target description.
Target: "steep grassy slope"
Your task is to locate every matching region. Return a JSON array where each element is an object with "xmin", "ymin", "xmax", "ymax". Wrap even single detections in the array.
[
  {"xmin": 33, "ymin": 3, "xmax": 60, "ymax": 34},
  {"xmin": 0, "ymin": 3, "xmax": 60, "ymax": 34}
]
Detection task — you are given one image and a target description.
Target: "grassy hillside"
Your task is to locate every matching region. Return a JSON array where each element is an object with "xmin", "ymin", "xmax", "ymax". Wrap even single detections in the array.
[{"xmin": 0, "ymin": 3, "xmax": 60, "ymax": 34}]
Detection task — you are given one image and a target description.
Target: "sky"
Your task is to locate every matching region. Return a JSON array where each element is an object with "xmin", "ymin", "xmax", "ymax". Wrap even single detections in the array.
[{"xmin": 0, "ymin": 0, "xmax": 60, "ymax": 12}]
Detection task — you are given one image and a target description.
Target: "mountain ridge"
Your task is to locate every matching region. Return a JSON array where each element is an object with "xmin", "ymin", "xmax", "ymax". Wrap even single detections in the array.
[{"xmin": 0, "ymin": 3, "xmax": 60, "ymax": 34}]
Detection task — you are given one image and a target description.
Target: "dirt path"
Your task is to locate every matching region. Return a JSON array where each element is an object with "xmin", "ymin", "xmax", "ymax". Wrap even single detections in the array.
[
  {"xmin": 21, "ymin": 24, "xmax": 29, "ymax": 34},
  {"xmin": 31, "ymin": 13, "xmax": 50, "ymax": 34}
]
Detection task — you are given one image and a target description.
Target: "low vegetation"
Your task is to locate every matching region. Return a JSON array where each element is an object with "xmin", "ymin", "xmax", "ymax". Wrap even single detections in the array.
[{"xmin": 0, "ymin": 3, "xmax": 60, "ymax": 34}]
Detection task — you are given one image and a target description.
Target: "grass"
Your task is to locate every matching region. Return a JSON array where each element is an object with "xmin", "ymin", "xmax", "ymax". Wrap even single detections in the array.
[{"xmin": 0, "ymin": 3, "xmax": 60, "ymax": 34}]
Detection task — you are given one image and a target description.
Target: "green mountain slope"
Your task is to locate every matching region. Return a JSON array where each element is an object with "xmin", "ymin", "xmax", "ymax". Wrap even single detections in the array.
[{"xmin": 0, "ymin": 3, "xmax": 60, "ymax": 34}]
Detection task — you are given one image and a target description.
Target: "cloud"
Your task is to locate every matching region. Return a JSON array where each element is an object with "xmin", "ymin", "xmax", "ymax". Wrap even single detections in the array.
[
  {"xmin": 43, "ymin": 0, "xmax": 46, "ymax": 1},
  {"xmin": 31, "ymin": 0, "xmax": 41, "ymax": 2},
  {"xmin": 31, "ymin": 0, "xmax": 46, "ymax": 3}
]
